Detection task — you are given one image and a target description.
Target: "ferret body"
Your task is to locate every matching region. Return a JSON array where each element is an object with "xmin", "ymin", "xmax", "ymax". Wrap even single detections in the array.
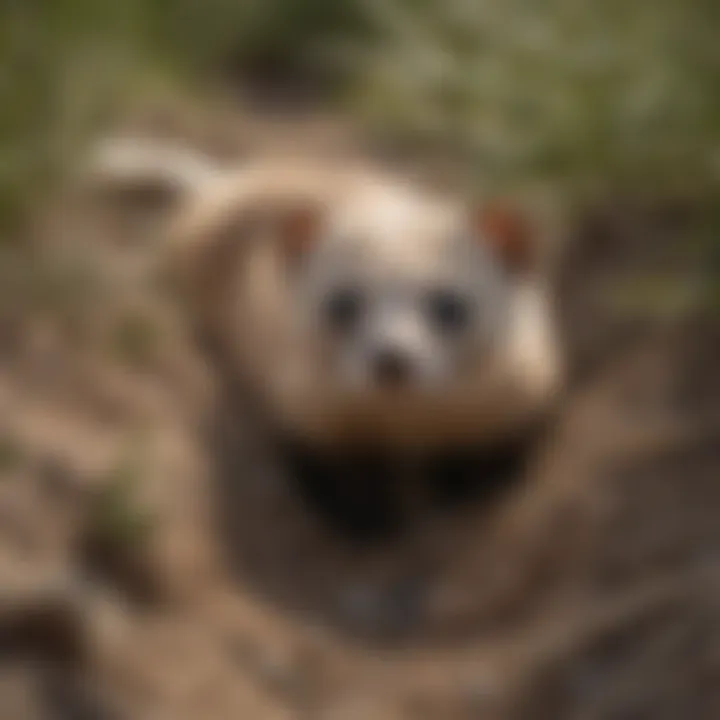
[
  {"xmin": 90, "ymin": 139, "xmax": 564, "ymax": 534},
  {"xmin": 92, "ymin": 140, "xmax": 564, "ymax": 450}
]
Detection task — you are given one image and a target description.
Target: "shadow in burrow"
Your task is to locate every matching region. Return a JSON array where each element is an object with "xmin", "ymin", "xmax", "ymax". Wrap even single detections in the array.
[{"xmin": 196, "ymin": 206, "xmax": 720, "ymax": 651}]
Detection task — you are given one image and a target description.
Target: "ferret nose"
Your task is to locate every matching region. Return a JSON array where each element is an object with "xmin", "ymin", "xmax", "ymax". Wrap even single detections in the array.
[{"xmin": 372, "ymin": 347, "xmax": 412, "ymax": 387}]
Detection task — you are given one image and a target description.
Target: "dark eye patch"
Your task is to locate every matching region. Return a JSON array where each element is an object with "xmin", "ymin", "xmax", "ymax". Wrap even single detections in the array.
[
  {"xmin": 426, "ymin": 288, "xmax": 473, "ymax": 333},
  {"xmin": 322, "ymin": 286, "xmax": 365, "ymax": 332}
]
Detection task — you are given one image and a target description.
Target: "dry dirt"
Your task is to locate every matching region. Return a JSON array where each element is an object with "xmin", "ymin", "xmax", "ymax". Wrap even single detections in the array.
[{"xmin": 0, "ymin": 106, "xmax": 719, "ymax": 720}]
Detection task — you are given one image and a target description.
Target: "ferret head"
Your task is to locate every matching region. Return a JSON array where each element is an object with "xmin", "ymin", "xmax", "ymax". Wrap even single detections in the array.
[{"xmin": 271, "ymin": 180, "xmax": 534, "ymax": 400}]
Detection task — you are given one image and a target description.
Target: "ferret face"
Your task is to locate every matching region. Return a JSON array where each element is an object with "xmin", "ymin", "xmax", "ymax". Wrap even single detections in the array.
[{"xmin": 289, "ymin": 185, "xmax": 518, "ymax": 398}]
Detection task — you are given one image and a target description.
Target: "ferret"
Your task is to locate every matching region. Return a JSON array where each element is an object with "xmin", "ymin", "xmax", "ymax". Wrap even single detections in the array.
[{"xmin": 89, "ymin": 138, "xmax": 565, "ymax": 537}]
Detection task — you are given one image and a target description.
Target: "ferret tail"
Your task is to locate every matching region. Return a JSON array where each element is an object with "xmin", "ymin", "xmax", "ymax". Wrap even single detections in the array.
[{"xmin": 85, "ymin": 135, "xmax": 223, "ymax": 200}]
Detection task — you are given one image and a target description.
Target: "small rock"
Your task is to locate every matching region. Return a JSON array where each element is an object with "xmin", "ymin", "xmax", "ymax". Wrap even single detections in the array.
[
  {"xmin": 338, "ymin": 575, "xmax": 427, "ymax": 640},
  {"xmin": 0, "ymin": 574, "xmax": 91, "ymax": 665}
]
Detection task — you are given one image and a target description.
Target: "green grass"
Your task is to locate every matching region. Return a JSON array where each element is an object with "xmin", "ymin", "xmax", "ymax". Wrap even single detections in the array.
[
  {"xmin": 353, "ymin": 0, "xmax": 720, "ymax": 197},
  {"xmin": 111, "ymin": 309, "xmax": 162, "ymax": 370},
  {"xmin": 0, "ymin": 0, "xmax": 718, "ymax": 230},
  {"xmin": 89, "ymin": 437, "xmax": 157, "ymax": 552},
  {"xmin": 0, "ymin": 434, "xmax": 23, "ymax": 475}
]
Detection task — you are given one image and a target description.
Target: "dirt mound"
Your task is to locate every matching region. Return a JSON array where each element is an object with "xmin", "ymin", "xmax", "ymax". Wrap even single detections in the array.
[{"xmin": 1, "ymin": 109, "xmax": 718, "ymax": 719}]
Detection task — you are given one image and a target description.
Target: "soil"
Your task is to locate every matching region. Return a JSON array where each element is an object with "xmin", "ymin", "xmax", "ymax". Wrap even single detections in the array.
[{"xmin": 0, "ymin": 104, "xmax": 719, "ymax": 720}]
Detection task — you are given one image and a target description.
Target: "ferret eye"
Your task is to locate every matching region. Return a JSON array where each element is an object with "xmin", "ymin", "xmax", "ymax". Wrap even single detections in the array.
[
  {"xmin": 322, "ymin": 287, "xmax": 364, "ymax": 332},
  {"xmin": 426, "ymin": 289, "xmax": 472, "ymax": 332}
]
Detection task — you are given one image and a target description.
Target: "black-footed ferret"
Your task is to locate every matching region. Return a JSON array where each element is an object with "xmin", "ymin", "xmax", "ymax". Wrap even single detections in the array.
[{"xmin": 90, "ymin": 138, "xmax": 565, "ymax": 538}]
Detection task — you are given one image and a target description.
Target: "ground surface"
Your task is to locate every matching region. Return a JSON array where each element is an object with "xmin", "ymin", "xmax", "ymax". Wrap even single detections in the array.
[{"xmin": 0, "ymin": 105, "xmax": 719, "ymax": 719}]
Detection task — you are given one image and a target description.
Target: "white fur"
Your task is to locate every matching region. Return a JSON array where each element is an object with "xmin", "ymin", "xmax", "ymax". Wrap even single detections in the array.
[
  {"xmin": 88, "ymin": 137, "xmax": 222, "ymax": 195},
  {"xmin": 219, "ymin": 175, "xmax": 563, "ymax": 450}
]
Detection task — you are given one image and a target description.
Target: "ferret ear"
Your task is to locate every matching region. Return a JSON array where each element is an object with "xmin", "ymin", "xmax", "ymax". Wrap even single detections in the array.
[
  {"xmin": 276, "ymin": 203, "xmax": 323, "ymax": 265},
  {"xmin": 471, "ymin": 202, "xmax": 534, "ymax": 275}
]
